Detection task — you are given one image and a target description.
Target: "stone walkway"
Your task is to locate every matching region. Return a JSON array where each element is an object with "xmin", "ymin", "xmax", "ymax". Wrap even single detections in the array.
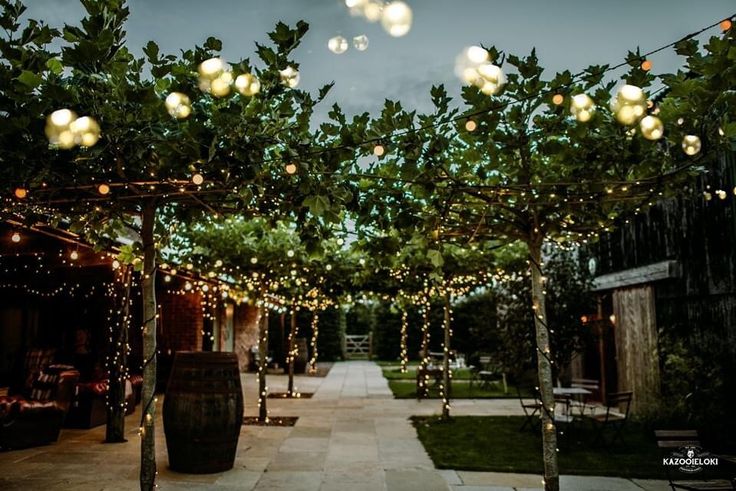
[{"xmin": 0, "ymin": 361, "xmax": 669, "ymax": 490}]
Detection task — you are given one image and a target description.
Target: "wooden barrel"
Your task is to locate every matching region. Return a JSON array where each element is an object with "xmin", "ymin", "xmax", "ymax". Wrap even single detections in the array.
[{"xmin": 163, "ymin": 351, "xmax": 243, "ymax": 474}]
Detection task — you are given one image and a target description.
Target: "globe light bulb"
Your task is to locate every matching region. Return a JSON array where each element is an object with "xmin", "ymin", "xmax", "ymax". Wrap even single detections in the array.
[
  {"xmin": 381, "ymin": 1, "xmax": 412, "ymax": 37},
  {"xmin": 198, "ymin": 58, "xmax": 225, "ymax": 78},
  {"xmin": 682, "ymin": 135, "xmax": 702, "ymax": 156},
  {"xmin": 70, "ymin": 250, "xmax": 79, "ymax": 260},
  {"xmin": 373, "ymin": 144, "xmax": 385, "ymax": 156},
  {"xmin": 465, "ymin": 120, "xmax": 477, "ymax": 132},
  {"xmin": 362, "ymin": 0, "xmax": 383, "ymax": 22},
  {"xmin": 98, "ymin": 183, "xmax": 111, "ymax": 195},
  {"xmin": 192, "ymin": 173, "xmax": 204, "ymax": 185},
  {"xmin": 14, "ymin": 187, "xmax": 27, "ymax": 199},
  {"xmin": 235, "ymin": 73, "xmax": 261, "ymax": 96},
  {"xmin": 721, "ymin": 19, "xmax": 732, "ymax": 31},
  {"xmin": 353, "ymin": 35, "xmax": 369, "ymax": 51},
  {"xmin": 279, "ymin": 66, "xmax": 300, "ymax": 88},
  {"xmin": 45, "ymin": 109, "xmax": 78, "ymax": 148},
  {"xmin": 198, "ymin": 58, "xmax": 232, "ymax": 96},
  {"xmin": 639, "ymin": 115, "xmax": 664, "ymax": 140},
  {"xmin": 165, "ymin": 92, "xmax": 192, "ymax": 119},
  {"xmin": 285, "ymin": 163, "xmax": 298, "ymax": 175},
  {"xmin": 11, "ymin": 232, "xmax": 21, "ymax": 243},
  {"xmin": 612, "ymin": 85, "xmax": 647, "ymax": 125},
  {"xmin": 70, "ymin": 116, "xmax": 101, "ymax": 147},
  {"xmin": 552, "ymin": 94, "xmax": 564, "ymax": 106},
  {"xmin": 112, "ymin": 260, "xmax": 121, "ymax": 270},
  {"xmin": 328, "ymin": 36, "xmax": 349, "ymax": 54},
  {"xmin": 570, "ymin": 94, "xmax": 596, "ymax": 122},
  {"xmin": 640, "ymin": 60, "xmax": 652, "ymax": 71},
  {"xmin": 455, "ymin": 46, "xmax": 490, "ymax": 86}
]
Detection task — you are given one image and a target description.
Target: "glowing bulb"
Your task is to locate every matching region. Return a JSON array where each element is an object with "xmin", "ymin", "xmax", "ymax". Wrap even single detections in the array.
[
  {"xmin": 570, "ymin": 94, "xmax": 596, "ymax": 122},
  {"xmin": 353, "ymin": 35, "xmax": 369, "ymax": 51},
  {"xmin": 112, "ymin": 260, "xmax": 121, "ymax": 270},
  {"xmin": 285, "ymin": 163, "xmax": 298, "ymax": 175},
  {"xmin": 70, "ymin": 250, "xmax": 79, "ymax": 260},
  {"xmin": 287, "ymin": 250, "xmax": 295, "ymax": 258},
  {"xmin": 14, "ymin": 188, "xmax": 27, "ymax": 199},
  {"xmin": 184, "ymin": 281, "xmax": 192, "ymax": 291},
  {"xmin": 721, "ymin": 19, "xmax": 732, "ymax": 31},
  {"xmin": 336, "ymin": 238, "xmax": 344, "ymax": 246},
  {"xmin": 612, "ymin": 85, "xmax": 647, "ymax": 125},
  {"xmin": 199, "ymin": 58, "xmax": 225, "ymax": 78},
  {"xmin": 359, "ymin": 258, "xmax": 366, "ymax": 266},
  {"xmin": 198, "ymin": 58, "xmax": 232, "ymax": 96},
  {"xmin": 70, "ymin": 116, "xmax": 101, "ymax": 147},
  {"xmin": 716, "ymin": 190, "xmax": 727, "ymax": 200},
  {"xmin": 98, "ymin": 183, "xmax": 111, "ymax": 195},
  {"xmin": 164, "ymin": 274, "xmax": 172, "ymax": 283},
  {"xmin": 250, "ymin": 257, "xmax": 258, "ymax": 264},
  {"xmin": 45, "ymin": 109, "xmax": 78, "ymax": 148},
  {"xmin": 682, "ymin": 135, "xmax": 702, "ymax": 156},
  {"xmin": 362, "ymin": 0, "xmax": 383, "ymax": 22},
  {"xmin": 640, "ymin": 59, "xmax": 652, "ymax": 71},
  {"xmin": 279, "ymin": 66, "xmax": 300, "ymax": 88},
  {"xmin": 465, "ymin": 120, "xmax": 477, "ymax": 132},
  {"xmin": 235, "ymin": 73, "xmax": 261, "ymax": 96},
  {"xmin": 381, "ymin": 1, "xmax": 412, "ymax": 37},
  {"xmin": 373, "ymin": 144, "xmax": 385, "ymax": 156},
  {"xmin": 552, "ymin": 94, "xmax": 564, "ymax": 105},
  {"xmin": 328, "ymin": 36, "xmax": 349, "ymax": 54},
  {"xmin": 326, "ymin": 264, "xmax": 333, "ymax": 271},
  {"xmin": 477, "ymin": 64, "xmax": 506, "ymax": 95},
  {"xmin": 639, "ymin": 115, "xmax": 663, "ymax": 140},
  {"xmin": 165, "ymin": 92, "xmax": 192, "ymax": 119},
  {"xmin": 215, "ymin": 259, "xmax": 223, "ymax": 267},
  {"xmin": 192, "ymin": 173, "xmax": 204, "ymax": 185},
  {"xmin": 11, "ymin": 232, "xmax": 21, "ymax": 243}
]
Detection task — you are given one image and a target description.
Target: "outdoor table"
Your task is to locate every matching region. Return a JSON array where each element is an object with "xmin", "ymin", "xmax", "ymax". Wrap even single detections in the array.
[{"xmin": 553, "ymin": 387, "xmax": 593, "ymax": 418}]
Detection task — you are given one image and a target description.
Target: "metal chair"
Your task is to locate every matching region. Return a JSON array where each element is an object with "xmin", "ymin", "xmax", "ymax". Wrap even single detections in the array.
[
  {"xmin": 586, "ymin": 391, "xmax": 633, "ymax": 447},
  {"xmin": 517, "ymin": 386, "xmax": 542, "ymax": 431}
]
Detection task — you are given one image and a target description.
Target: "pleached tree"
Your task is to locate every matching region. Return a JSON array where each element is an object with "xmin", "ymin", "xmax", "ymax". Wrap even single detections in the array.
[{"xmin": 0, "ymin": 1, "xmax": 353, "ymax": 488}]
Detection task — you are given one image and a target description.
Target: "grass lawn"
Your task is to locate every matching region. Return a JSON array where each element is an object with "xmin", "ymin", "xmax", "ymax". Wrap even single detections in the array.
[
  {"xmin": 375, "ymin": 360, "xmax": 419, "ymax": 367},
  {"xmin": 388, "ymin": 379, "xmax": 518, "ymax": 399},
  {"xmin": 412, "ymin": 415, "xmax": 668, "ymax": 479},
  {"xmin": 382, "ymin": 367, "xmax": 475, "ymax": 380}
]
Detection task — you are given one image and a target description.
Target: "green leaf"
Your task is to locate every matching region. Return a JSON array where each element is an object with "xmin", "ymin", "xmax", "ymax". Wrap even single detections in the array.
[
  {"xmin": 17, "ymin": 70, "xmax": 42, "ymax": 88},
  {"xmin": 45, "ymin": 58, "xmax": 63, "ymax": 75},
  {"xmin": 427, "ymin": 249, "xmax": 444, "ymax": 267}
]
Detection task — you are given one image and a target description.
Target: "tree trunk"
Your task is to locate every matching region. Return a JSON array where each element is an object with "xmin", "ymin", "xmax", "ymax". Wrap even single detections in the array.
[
  {"xmin": 441, "ymin": 291, "xmax": 452, "ymax": 419},
  {"xmin": 106, "ymin": 264, "xmax": 132, "ymax": 443},
  {"xmin": 339, "ymin": 306, "xmax": 347, "ymax": 360},
  {"xmin": 258, "ymin": 307, "xmax": 269, "ymax": 422},
  {"xmin": 308, "ymin": 311, "xmax": 319, "ymax": 373},
  {"xmin": 528, "ymin": 237, "xmax": 559, "ymax": 491},
  {"xmin": 287, "ymin": 306, "xmax": 297, "ymax": 397},
  {"xmin": 417, "ymin": 298, "xmax": 431, "ymax": 399},
  {"xmin": 400, "ymin": 309, "xmax": 408, "ymax": 373},
  {"xmin": 140, "ymin": 202, "xmax": 158, "ymax": 491}
]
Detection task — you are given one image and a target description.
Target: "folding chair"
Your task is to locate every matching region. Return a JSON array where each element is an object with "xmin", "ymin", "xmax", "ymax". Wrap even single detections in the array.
[
  {"xmin": 517, "ymin": 386, "xmax": 542, "ymax": 431},
  {"xmin": 586, "ymin": 391, "xmax": 633, "ymax": 447}
]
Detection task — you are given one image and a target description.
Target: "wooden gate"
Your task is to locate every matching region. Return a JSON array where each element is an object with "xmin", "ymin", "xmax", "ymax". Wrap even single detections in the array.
[
  {"xmin": 613, "ymin": 285, "xmax": 661, "ymax": 414},
  {"xmin": 344, "ymin": 334, "xmax": 372, "ymax": 359}
]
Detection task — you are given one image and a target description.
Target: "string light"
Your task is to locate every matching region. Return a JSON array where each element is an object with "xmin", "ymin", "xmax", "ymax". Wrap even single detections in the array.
[
  {"xmin": 234, "ymin": 73, "xmax": 261, "ymax": 96},
  {"xmin": 98, "ymin": 183, "xmax": 111, "ymax": 195},
  {"xmin": 373, "ymin": 144, "xmax": 385, "ymax": 157},
  {"xmin": 552, "ymin": 94, "xmax": 564, "ymax": 106},
  {"xmin": 279, "ymin": 66, "xmax": 300, "ymax": 88},
  {"xmin": 164, "ymin": 92, "xmax": 192, "ymax": 119},
  {"xmin": 11, "ymin": 232, "xmax": 21, "ymax": 243},
  {"xmin": 682, "ymin": 135, "xmax": 702, "ymax": 155},
  {"xmin": 328, "ymin": 36, "xmax": 349, "ymax": 54},
  {"xmin": 640, "ymin": 59, "xmax": 652, "ymax": 71},
  {"xmin": 464, "ymin": 120, "xmax": 477, "ymax": 132},
  {"xmin": 353, "ymin": 35, "xmax": 369, "ymax": 51},
  {"xmin": 192, "ymin": 173, "xmax": 204, "ymax": 185},
  {"xmin": 285, "ymin": 163, "xmax": 298, "ymax": 175},
  {"xmin": 381, "ymin": 1, "xmax": 413, "ymax": 37}
]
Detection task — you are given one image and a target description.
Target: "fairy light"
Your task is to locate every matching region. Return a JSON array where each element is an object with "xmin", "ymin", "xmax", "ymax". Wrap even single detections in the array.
[
  {"xmin": 11, "ymin": 232, "xmax": 21, "ymax": 243},
  {"xmin": 308, "ymin": 311, "xmax": 320, "ymax": 374},
  {"xmin": 14, "ymin": 188, "xmax": 27, "ymax": 199},
  {"xmin": 400, "ymin": 309, "xmax": 409, "ymax": 373}
]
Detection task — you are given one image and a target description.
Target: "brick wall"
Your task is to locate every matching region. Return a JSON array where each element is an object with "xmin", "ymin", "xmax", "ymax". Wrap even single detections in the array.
[{"xmin": 158, "ymin": 291, "xmax": 203, "ymax": 356}]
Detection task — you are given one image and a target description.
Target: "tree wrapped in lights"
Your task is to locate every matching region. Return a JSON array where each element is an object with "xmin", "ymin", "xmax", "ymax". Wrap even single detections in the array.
[
  {"xmin": 341, "ymin": 23, "xmax": 736, "ymax": 484},
  {"xmin": 0, "ymin": 1, "xmax": 352, "ymax": 488}
]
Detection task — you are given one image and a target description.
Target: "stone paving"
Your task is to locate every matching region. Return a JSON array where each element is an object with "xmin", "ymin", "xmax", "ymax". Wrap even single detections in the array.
[{"xmin": 0, "ymin": 361, "xmax": 670, "ymax": 490}]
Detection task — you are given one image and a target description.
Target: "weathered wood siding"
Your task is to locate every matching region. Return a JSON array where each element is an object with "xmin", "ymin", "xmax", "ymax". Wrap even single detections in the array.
[
  {"xmin": 593, "ymin": 151, "xmax": 736, "ymax": 410},
  {"xmin": 612, "ymin": 286, "xmax": 661, "ymax": 414}
]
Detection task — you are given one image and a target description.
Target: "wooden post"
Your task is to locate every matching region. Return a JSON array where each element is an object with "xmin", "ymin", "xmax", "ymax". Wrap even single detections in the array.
[
  {"xmin": 106, "ymin": 264, "xmax": 132, "ymax": 443},
  {"xmin": 140, "ymin": 201, "xmax": 158, "ymax": 491},
  {"xmin": 528, "ymin": 237, "xmax": 559, "ymax": 491},
  {"xmin": 257, "ymin": 307, "xmax": 269, "ymax": 422}
]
